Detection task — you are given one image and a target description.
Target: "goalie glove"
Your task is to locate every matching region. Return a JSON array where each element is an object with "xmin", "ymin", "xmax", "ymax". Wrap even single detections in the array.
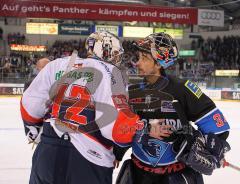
[
  {"xmin": 206, "ymin": 133, "xmax": 231, "ymax": 168},
  {"xmin": 25, "ymin": 125, "xmax": 43, "ymax": 144},
  {"xmin": 174, "ymin": 131, "xmax": 218, "ymax": 175}
]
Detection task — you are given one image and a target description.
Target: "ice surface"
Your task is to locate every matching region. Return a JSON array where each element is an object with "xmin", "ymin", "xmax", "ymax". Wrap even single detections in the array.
[{"xmin": 0, "ymin": 97, "xmax": 239, "ymax": 184}]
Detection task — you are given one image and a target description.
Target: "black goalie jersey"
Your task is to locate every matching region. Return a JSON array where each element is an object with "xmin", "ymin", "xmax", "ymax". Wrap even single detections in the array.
[{"xmin": 127, "ymin": 76, "xmax": 230, "ymax": 166}]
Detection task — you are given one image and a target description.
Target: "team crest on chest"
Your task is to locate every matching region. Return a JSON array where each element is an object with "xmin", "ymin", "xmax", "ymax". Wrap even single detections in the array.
[{"xmin": 161, "ymin": 100, "xmax": 176, "ymax": 112}]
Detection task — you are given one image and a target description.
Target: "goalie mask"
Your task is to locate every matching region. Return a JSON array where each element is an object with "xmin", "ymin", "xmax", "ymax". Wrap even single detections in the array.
[
  {"xmin": 85, "ymin": 31, "xmax": 124, "ymax": 66},
  {"xmin": 134, "ymin": 32, "xmax": 179, "ymax": 69}
]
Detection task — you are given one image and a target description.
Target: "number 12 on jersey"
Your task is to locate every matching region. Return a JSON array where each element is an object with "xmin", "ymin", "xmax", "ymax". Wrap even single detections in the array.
[{"xmin": 51, "ymin": 84, "xmax": 93, "ymax": 125}]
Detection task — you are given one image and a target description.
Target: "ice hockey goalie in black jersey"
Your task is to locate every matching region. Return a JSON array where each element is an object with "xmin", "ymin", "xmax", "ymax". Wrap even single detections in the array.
[{"xmin": 114, "ymin": 32, "xmax": 231, "ymax": 184}]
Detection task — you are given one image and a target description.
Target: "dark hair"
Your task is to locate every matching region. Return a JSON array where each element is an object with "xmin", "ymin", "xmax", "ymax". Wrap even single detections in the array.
[{"xmin": 160, "ymin": 67, "xmax": 166, "ymax": 77}]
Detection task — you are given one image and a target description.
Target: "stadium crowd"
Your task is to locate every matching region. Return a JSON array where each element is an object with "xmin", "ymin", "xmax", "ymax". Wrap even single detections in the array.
[
  {"xmin": 0, "ymin": 27, "xmax": 3, "ymax": 40},
  {"xmin": 199, "ymin": 36, "xmax": 240, "ymax": 70},
  {"xmin": 7, "ymin": 32, "xmax": 26, "ymax": 45},
  {"xmin": 1, "ymin": 36, "xmax": 240, "ymax": 83}
]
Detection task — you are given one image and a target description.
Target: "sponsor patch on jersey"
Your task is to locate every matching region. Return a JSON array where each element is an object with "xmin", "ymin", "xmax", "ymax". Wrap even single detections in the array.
[
  {"xmin": 184, "ymin": 80, "xmax": 202, "ymax": 98},
  {"xmin": 87, "ymin": 149, "xmax": 102, "ymax": 159},
  {"xmin": 112, "ymin": 95, "xmax": 129, "ymax": 109},
  {"xmin": 161, "ymin": 100, "xmax": 176, "ymax": 112}
]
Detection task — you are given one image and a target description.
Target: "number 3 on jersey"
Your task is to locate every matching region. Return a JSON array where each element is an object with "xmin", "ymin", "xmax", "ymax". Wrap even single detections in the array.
[
  {"xmin": 51, "ymin": 84, "xmax": 93, "ymax": 125},
  {"xmin": 213, "ymin": 113, "xmax": 225, "ymax": 128}
]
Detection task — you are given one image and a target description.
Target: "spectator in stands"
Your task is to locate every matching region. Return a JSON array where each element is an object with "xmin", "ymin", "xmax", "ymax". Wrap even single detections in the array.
[
  {"xmin": 200, "ymin": 35, "xmax": 240, "ymax": 70},
  {"xmin": 48, "ymin": 39, "xmax": 88, "ymax": 59},
  {"xmin": 24, "ymin": 57, "xmax": 50, "ymax": 91},
  {"xmin": 0, "ymin": 27, "xmax": 3, "ymax": 40},
  {"xmin": 7, "ymin": 32, "xmax": 26, "ymax": 45}
]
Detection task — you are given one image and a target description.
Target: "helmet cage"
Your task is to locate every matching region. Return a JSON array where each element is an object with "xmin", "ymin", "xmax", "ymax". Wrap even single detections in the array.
[
  {"xmin": 135, "ymin": 33, "xmax": 178, "ymax": 69},
  {"xmin": 86, "ymin": 31, "xmax": 124, "ymax": 66}
]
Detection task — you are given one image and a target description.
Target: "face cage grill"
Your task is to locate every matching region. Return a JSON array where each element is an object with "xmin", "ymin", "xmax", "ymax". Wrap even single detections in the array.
[{"xmin": 146, "ymin": 33, "xmax": 174, "ymax": 49}]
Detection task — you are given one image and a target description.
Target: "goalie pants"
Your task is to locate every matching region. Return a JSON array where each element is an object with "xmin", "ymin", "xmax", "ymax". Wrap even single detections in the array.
[
  {"xmin": 131, "ymin": 159, "xmax": 204, "ymax": 184},
  {"xmin": 29, "ymin": 123, "xmax": 113, "ymax": 184}
]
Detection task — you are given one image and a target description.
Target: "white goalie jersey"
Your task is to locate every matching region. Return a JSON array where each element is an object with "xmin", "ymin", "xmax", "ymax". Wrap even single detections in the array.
[{"xmin": 21, "ymin": 56, "xmax": 140, "ymax": 167}]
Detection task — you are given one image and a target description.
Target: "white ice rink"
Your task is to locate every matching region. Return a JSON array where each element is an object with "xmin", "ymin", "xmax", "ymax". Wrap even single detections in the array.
[{"xmin": 0, "ymin": 97, "xmax": 239, "ymax": 184}]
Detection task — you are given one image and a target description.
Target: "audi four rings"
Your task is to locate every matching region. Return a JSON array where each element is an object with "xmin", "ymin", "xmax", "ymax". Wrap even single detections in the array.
[{"xmin": 201, "ymin": 11, "xmax": 221, "ymax": 20}]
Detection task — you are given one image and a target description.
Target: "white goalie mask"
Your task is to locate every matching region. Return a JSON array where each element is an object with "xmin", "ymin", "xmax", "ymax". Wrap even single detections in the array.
[{"xmin": 85, "ymin": 31, "xmax": 124, "ymax": 66}]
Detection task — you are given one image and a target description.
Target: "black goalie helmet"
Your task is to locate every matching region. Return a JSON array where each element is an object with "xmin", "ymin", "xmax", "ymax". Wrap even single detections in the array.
[{"xmin": 134, "ymin": 32, "xmax": 179, "ymax": 69}]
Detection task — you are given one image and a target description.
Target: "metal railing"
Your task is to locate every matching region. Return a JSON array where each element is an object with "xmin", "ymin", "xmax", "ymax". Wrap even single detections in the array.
[{"xmin": 0, "ymin": 70, "xmax": 28, "ymax": 83}]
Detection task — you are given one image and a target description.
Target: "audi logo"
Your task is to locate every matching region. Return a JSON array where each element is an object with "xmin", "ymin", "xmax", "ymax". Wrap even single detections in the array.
[{"xmin": 201, "ymin": 11, "xmax": 222, "ymax": 20}]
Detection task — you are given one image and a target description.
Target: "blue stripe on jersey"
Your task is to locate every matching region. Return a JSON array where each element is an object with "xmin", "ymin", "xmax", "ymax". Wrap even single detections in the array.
[{"xmin": 195, "ymin": 108, "xmax": 230, "ymax": 134}]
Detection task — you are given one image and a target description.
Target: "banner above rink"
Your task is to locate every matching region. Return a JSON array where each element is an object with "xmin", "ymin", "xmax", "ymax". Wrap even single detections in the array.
[
  {"xmin": 0, "ymin": 0, "xmax": 197, "ymax": 24},
  {"xmin": 123, "ymin": 26, "xmax": 153, "ymax": 38},
  {"xmin": 198, "ymin": 9, "xmax": 224, "ymax": 27},
  {"xmin": 10, "ymin": 44, "xmax": 47, "ymax": 52},
  {"xmin": 94, "ymin": 25, "xmax": 121, "ymax": 37},
  {"xmin": 59, "ymin": 24, "xmax": 91, "ymax": 35},
  {"xmin": 26, "ymin": 22, "xmax": 58, "ymax": 34}
]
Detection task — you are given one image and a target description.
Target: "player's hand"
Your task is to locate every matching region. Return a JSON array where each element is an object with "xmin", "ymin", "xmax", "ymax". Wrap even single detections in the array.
[{"xmin": 149, "ymin": 119, "xmax": 173, "ymax": 140}]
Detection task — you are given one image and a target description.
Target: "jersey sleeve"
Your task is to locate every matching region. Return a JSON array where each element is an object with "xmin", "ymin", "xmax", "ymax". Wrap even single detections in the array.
[
  {"xmin": 20, "ymin": 62, "xmax": 53, "ymax": 125},
  {"xmin": 94, "ymin": 64, "xmax": 140, "ymax": 144},
  {"xmin": 182, "ymin": 80, "xmax": 230, "ymax": 134},
  {"xmin": 113, "ymin": 143, "xmax": 131, "ymax": 161}
]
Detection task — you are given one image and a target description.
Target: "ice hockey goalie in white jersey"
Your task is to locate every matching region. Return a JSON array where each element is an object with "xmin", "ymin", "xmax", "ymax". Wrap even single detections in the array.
[{"xmin": 20, "ymin": 31, "xmax": 142, "ymax": 184}]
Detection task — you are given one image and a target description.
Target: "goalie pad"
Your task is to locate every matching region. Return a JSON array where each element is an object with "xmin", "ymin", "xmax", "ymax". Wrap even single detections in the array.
[{"xmin": 174, "ymin": 131, "xmax": 218, "ymax": 175}]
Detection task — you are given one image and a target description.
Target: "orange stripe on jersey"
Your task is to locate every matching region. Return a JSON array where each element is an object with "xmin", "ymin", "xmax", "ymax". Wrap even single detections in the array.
[
  {"xmin": 20, "ymin": 99, "xmax": 43, "ymax": 124},
  {"xmin": 112, "ymin": 109, "xmax": 141, "ymax": 144}
]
